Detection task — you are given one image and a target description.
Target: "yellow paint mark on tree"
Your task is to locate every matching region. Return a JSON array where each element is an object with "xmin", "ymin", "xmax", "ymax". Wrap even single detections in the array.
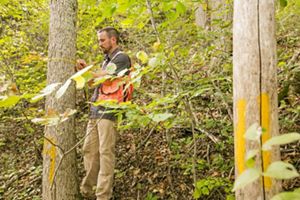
[
  {"xmin": 236, "ymin": 99, "xmax": 246, "ymax": 174},
  {"xmin": 261, "ymin": 93, "xmax": 272, "ymax": 190},
  {"xmin": 43, "ymin": 137, "xmax": 57, "ymax": 184}
]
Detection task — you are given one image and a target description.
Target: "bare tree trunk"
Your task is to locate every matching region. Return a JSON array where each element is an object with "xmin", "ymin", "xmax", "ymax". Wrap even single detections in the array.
[
  {"xmin": 42, "ymin": 0, "xmax": 79, "ymax": 199},
  {"xmin": 233, "ymin": 0, "xmax": 281, "ymax": 199},
  {"xmin": 259, "ymin": 0, "xmax": 281, "ymax": 198}
]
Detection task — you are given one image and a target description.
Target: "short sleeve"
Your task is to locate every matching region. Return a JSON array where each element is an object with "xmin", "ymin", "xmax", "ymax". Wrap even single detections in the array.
[{"xmin": 111, "ymin": 53, "xmax": 131, "ymax": 76}]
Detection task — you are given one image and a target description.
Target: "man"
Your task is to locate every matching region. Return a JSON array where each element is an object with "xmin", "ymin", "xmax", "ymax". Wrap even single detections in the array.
[{"xmin": 77, "ymin": 27, "xmax": 131, "ymax": 200}]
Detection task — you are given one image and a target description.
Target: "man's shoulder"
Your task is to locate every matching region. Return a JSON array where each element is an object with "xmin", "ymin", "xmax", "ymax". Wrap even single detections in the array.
[
  {"xmin": 114, "ymin": 52, "xmax": 130, "ymax": 61},
  {"xmin": 112, "ymin": 52, "xmax": 131, "ymax": 68}
]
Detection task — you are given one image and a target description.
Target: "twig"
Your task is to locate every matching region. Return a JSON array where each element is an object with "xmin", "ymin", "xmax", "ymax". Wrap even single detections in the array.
[
  {"xmin": 206, "ymin": 144, "xmax": 210, "ymax": 165},
  {"xmin": 146, "ymin": 0, "xmax": 160, "ymax": 43},
  {"xmin": 44, "ymin": 135, "xmax": 64, "ymax": 153},
  {"xmin": 211, "ymin": 80, "xmax": 233, "ymax": 121},
  {"xmin": 136, "ymin": 123, "xmax": 158, "ymax": 151}
]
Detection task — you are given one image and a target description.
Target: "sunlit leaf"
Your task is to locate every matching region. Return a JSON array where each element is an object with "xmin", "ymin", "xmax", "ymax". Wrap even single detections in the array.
[
  {"xmin": 152, "ymin": 41, "xmax": 161, "ymax": 52},
  {"xmin": 73, "ymin": 75, "xmax": 85, "ymax": 89},
  {"xmin": 21, "ymin": 94, "xmax": 35, "ymax": 100},
  {"xmin": 31, "ymin": 116, "xmax": 60, "ymax": 126},
  {"xmin": 136, "ymin": 51, "xmax": 148, "ymax": 64},
  {"xmin": 245, "ymin": 150, "xmax": 259, "ymax": 168},
  {"xmin": 271, "ymin": 190, "xmax": 300, "ymax": 200},
  {"xmin": 245, "ymin": 123, "xmax": 261, "ymax": 141},
  {"xmin": 0, "ymin": 95, "xmax": 22, "ymax": 108},
  {"xmin": 262, "ymin": 133, "xmax": 300, "ymax": 150},
  {"xmin": 31, "ymin": 82, "xmax": 61, "ymax": 102},
  {"xmin": 117, "ymin": 68, "xmax": 129, "ymax": 77},
  {"xmin": 149, "ymin": 113, "xmax": 173, "ymax": 122},
  {"xmin": 176, "ymin": 2, "xmax": 186, "ymax": 15},
  {"xmin": 0, "ymin": 0, "xmax": 9, "ymax": 5},
  {"xmin": 71, "ymin": 64, "xmax": 94, "ymax": 79},
  {"xmin": 263, "ymin": 161, "xmax": 299, "ymax": 179},
  {"xmin": 92, "ymin": 75, "xmax": 113, "ymax": 86},
  {"xmin": 232, "ymin": 168, "xmax": 260, "ymax": 191},
  {"xmin": 60, "ymin": 108, "xmax": 77, "ymax": 122},
  {"xmin": 55, "ymin": 79, "xmax": 72, "ymax": 99}
]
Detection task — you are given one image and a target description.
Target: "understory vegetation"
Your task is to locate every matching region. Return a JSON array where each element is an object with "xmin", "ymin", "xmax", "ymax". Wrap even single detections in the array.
[{"xmin": 0, "ymin": 0, "xmax": 299, "ymax": 199}]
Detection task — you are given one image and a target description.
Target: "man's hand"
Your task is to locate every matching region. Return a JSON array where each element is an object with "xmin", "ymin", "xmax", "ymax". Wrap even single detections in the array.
[{"xmin": 76, "ymin": 59, "xmax": 87, "ymax": 71}]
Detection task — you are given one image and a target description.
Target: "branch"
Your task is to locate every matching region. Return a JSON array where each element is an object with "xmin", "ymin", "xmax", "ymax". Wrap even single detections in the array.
[{"xmin": 136, "ymin": 123, "xmax": 159, "ymax": 151}]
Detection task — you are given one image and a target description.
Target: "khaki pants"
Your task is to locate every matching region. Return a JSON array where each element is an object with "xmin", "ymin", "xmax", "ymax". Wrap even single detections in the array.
[{"xmin": 81, "ymin": 119, "xmax": 117, "ymax": 200}]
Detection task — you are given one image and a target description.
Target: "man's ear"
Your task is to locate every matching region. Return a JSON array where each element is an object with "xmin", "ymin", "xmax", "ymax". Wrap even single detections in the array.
[{"xmin": 111, "ymin": 36, "xmax": 117, "ymax": 44}]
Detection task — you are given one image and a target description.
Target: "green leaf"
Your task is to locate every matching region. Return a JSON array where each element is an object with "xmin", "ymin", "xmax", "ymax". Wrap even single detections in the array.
[
  {"xmin": 263, "ymin": 161, "xmax": 299, "ymax": 179},
  {"xmin": 0, "ymin": 0, "xmax": 9, "ymax": 5},
  {"xmin": 245, "ymin": 150, "xmax": 259, "ymax": 168},
  {"xmin": 271, "ymin": 189, "xmax": 300, "ymax": 200},
  {"xmin": 262, "ymin": 133, "xmax": 300, "ymax": 150},
  {"xmin": 149, "ymin": 113, "xmax": 173, "ymax": 122},
  {"xmin": 176, "ymin": 2, "xmax": 186, "ymax": 15},
  {"xmin": 232, "ymin": 168, "xmax": 260, "ymax": 191},
  {"xmin": 0, "ymin": 95, "xmax": 22, "ymax": 108},
  {"xmin": 245, "ymin": 123, "xmax": 261, "ymax": 141},
  {"xmin": 279, "ymin": 0, "xmax": 288, "ymax": 8},
  {"xmin": 55, "ymin": 79, "xmax": 72, "ymax": 99},
  {"xmin": 193, "ymin": 188, "xmax": 201, "ymax": 199},
  {"xmin": 136, "ymin": 51, "xmax": 148, "ymax": 64}
]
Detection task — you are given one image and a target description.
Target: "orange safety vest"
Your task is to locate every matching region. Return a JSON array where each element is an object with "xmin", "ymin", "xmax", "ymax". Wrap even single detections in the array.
[
  {"xmin": 97, "ymin": 75, "xmax": 133, "ymax": 103},
  {"xmin": 97, "ymin": 51, "xmax": 133, "ymax": 103}
]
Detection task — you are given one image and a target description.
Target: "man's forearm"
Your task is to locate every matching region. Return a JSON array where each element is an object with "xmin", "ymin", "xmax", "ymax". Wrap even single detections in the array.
[{"xmin": 92, "ymin": 70, "xmax": 109, "ymax": 78}]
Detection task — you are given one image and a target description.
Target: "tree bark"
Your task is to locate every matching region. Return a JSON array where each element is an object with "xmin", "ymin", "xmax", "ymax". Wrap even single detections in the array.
[
  {"xmin": 259, "ymin": 0, "xmax": 281, "ymax": 198},
  {"xmin": 233, "ymin": 0, "xmax": 281, "ymax": 199},
  {"xmin": 42, "ymin": 0, "xmax": 79, "ymax": 199}
]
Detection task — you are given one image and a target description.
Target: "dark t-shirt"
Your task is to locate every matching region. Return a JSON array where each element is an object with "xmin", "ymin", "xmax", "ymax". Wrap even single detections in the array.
[{"xmin": 89, "ymin": 48, "xmax": 131, "ymax": 120}]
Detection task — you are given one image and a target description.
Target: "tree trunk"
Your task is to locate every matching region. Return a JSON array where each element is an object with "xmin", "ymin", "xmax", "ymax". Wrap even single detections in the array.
[
  {"xmin": 42, "ymin": 0, "xmax": 79, "ymax": 199},
  {"xmin": 195, "ymin": 3, "xmax": 208, "ymax": 29},
  {"xmin": 233, "ymin": 0, "xmax": 281, "ymax": 199},
  {"xmin": 259, "ymin": 1, "xmax": 281, "ymax": 198}
]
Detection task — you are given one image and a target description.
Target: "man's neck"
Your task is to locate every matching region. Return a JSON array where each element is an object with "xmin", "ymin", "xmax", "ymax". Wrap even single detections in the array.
[{"xmin": 108, "ymin": 46, "xmax": 119, "ymax": 57}]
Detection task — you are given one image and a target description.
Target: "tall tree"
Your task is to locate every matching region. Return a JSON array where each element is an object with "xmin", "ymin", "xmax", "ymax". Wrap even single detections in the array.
[
  {"xmin": 42, "ymin": 0, "xmax": 79, "ymax": 199},
  {"xmin": 233, "ymin": 0, "xmax": 281, "ymax": 199}
]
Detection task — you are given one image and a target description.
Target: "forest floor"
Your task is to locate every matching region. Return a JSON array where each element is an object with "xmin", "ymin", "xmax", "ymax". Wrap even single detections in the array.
[{"xmin": 0, "ymin": 106, "xmax": 299, "ymax": 200}]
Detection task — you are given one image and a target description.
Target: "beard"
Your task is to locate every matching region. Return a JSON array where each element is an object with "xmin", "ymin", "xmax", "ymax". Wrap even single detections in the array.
[{"xmin": 101, "ymin": 43, "xmax": 112, "ymax": 54}]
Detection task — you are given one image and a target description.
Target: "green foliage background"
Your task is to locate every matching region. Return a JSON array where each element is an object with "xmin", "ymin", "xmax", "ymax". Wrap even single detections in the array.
[{"xmin": 0, "ymin": 0, "xmax": 299, "ymax": 199}]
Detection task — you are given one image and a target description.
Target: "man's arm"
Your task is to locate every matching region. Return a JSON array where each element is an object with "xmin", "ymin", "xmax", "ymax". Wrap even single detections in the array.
[
  {"xmin": 92, "ymin": 70, "xmax": 109, "ymax": 78},
  {"xmin": 112, "ymin": 53, "xmax": 131, "ymax": 75}
]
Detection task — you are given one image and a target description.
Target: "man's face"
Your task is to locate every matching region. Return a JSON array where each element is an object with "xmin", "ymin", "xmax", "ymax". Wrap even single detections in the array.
[{"xmin": 97, "ymin": 31, "xmax": 113, "ymax": 54}]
